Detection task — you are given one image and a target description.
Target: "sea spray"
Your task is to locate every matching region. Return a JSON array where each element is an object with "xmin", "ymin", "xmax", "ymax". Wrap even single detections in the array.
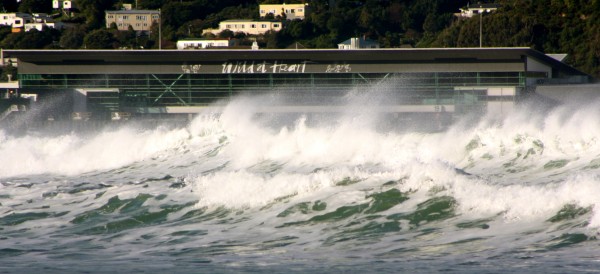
[{"xmin": 1, "ymin": 89, "xmax": 600, "ymax": 272}]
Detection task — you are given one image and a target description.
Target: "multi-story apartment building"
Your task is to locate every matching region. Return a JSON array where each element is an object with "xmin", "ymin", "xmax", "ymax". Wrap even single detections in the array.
[
  {"xmin": 105, "ymin": 10, "xmax": 160, "ymax": 32},
  {"xmin": 259, "ymin": 3, "xmax": 309, "ymax": 20},
  {"xmin": 202, "ymin": 20, "xmax": 282, "ymax": 36}
]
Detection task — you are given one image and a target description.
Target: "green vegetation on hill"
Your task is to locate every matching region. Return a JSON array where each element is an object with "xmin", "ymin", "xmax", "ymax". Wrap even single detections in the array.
[
  {"xmin": 0, "ymin": 0, "xmax": 598, "ymax": 77},
  {"xmin": 430, "ymin": 0, "xmax": 600, "ymax": 77}
]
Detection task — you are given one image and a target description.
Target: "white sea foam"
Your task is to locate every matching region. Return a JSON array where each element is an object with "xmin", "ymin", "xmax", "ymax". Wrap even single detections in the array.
[
  {"xmin": 182, "ymin": 93, "xmax": 600, "ymax": 232},
  {"xmin": 0, "ymin": 126, "xmax": 191, "ymax": 177},
  {"xmin": 2, "ymin": 90, "xmax": 600, "ymax": 232}
]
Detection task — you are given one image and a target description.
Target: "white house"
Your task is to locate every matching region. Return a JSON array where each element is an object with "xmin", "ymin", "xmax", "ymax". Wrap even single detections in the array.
[
  {"xmin": 458, "ymin": 3, "xmax": 499, "ymax": 18},
  {"xmin": 25, "ymin": 22, "xmax": 64, "ymax": 31},
  {"xmin": 0, "ymin": 13, "xmax": 33, "ymax": 28},
  {"xmin": 32, "ymin": 13, "xmax": 57, "ymax": 23},
  {"xmin": 21, "ymin": 13, "xmax": 64, "ymax": 31},
  {"xmin": 338, "ymin": 37, "xmax": 380, "ymax": 50},
  {"xmin": 259, "ymin": 3, "xmax": 309, "ymax": 20},
  {"xmin": 52, "ymin": 0, "xmax": 73, "ymax": 9},
  {"xmin": 176, "ymin": 39, "xmax": 234, "ymax": 50},
  {"xmin": 202, "ymin": 20, "xmax": 282, "ymax": 36}
]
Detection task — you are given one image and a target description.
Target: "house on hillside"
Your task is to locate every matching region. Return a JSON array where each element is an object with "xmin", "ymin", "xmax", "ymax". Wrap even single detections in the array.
[
  {"xmin": 52, "ymin": 0, "xmax": 73, "ymax": 9},
  {"xmin": 176, "ymin": 39, "xmax": 235, "ymax": 49},
  {"xmin": 458, "ymin": 3, "xmax": 499, "ymax": 18},
  {"xmin": 202, "ymin": 20, "xmax": 282, "ymax": 36},
  {"xmin": 259, "ymin": 3, "xmax": 309, "ymax": 20},
  {"xmin": 0, "ymin": 13, "xmax": 33, "ymax": 29},
  {"xmin": 105, "ymin": 10, "xmax": 160, "ymax": 32},
  {"xmin": 25, "ymin": 13, "xmax": 65, "ymax": 31},
  {"xmin": 25, "ymin": 22, "xmax": 65, "ymax": 31},
  {"xmin": 338, "ymin": 37, "xmax": 379, "ymax": 49}
]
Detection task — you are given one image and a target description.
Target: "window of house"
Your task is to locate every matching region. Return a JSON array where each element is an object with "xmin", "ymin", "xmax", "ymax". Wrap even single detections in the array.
[
  {"xmin": 122, "ymin": 15, "xmax": 128, "ymax": 20},
  {"xmin": 260, "ymin": 10, "xmax": 265, "ymax": 14},
  {"xmin": 15, "ymin": 20, "xmax": 20, "ymax": 24},
  {"xmin": 298, "ymin": 8, "xmax": 303, "ymax": 12},
  {"xmin": 261, "ymin": 24, "xmax": 267, "ymax": 28},
  {"xmin": 226, "ymin": 24, "xmax": 232, "ymax": 28},
  {"xmin": 291, "ymin": 9, "xmax": 295, "ymax": 13},
  {"xmin": 273, "ymin": 23, "xmax": 279, "ymax": 28},
  {"xmin": 251, "ymin": 24, "xmax": 256, "ymax": 28}
]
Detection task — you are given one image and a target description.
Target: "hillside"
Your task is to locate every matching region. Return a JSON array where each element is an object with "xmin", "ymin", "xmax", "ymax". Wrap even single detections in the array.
[{"xmin": 0, "ymin": 0, "xmax": 598, "ymax": 78}]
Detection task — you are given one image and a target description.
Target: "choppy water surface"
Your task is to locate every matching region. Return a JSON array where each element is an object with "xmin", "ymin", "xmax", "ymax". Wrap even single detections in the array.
[{"xmin": 1, "ymin": 92, "xmax": 600, "ymax": 273}]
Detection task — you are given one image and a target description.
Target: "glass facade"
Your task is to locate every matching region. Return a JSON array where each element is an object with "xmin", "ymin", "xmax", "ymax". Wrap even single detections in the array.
[{"xmin": 18, "ymin": 71, "xmax": 525, "ymax": 115}]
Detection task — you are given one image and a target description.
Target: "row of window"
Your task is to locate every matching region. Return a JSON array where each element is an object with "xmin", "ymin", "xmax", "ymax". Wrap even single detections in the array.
[
  {"xmin": 117, "ymin": 23, "xmax": 148, "ymax": 27},
  {"xmin": 107, "ymin": 14, "xmax": 159, "ymax": 20},
  {"xmin": 224, "ymin": 23, "xmax": 280, "ymax": 29},
  {"xmin": 259, "ymin": 8, "xmax": 303, "ymax": 14}
]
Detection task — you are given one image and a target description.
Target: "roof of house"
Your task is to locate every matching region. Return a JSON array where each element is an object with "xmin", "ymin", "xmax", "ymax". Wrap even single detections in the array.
[
  {"xmin": 221, "ymin": 19, "xmax": 282, "ymax": 23},
  {"xmin": 463, "ymin": 3, "xmax": 500, "ymax": 10},
  {"xmin": 105, "ymin": 10, "xmax": 159, "ymax": 14},
  {"xmin": 177, "ymin": 38, "xmax": 231, "ymax": 42},
  {"xmin": 260, "ymin": 3, "xmax": 307, "ymax": 6}
]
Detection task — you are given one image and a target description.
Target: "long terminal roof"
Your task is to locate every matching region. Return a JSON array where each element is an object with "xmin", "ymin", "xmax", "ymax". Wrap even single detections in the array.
[{"xmin": 1, "ymin": 47, "xmax": 589, "ymax": 77}]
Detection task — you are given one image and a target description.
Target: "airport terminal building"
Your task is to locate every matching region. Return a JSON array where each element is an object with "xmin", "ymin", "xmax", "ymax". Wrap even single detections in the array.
[{"xmin": 0, "ymin": 47, "xmax": 594, "ymax": 122}]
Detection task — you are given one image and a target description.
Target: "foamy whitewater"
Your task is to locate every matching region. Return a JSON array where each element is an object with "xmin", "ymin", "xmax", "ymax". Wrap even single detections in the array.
[{"xmin": 1, "ymin": 87, "xmax": 600, "ymax": 273}]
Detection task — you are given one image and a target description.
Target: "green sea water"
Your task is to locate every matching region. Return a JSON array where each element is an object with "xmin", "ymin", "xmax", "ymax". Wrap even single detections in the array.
[{"xmin": 1, "ymin": 95, "xmax": 600, "ymax": 273}]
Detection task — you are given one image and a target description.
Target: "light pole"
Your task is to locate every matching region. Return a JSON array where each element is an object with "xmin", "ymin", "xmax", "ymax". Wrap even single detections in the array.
[
  {"xmin": 479, "ymin": 11, "xmax": 482, "ymax": 47},
  {"xmin": 479, "ymin": 9, "xmax": 491, "ymax": 48},
  {"xmin": 158, "ymin": 9, "xmax": 161, "ymax": 50}
]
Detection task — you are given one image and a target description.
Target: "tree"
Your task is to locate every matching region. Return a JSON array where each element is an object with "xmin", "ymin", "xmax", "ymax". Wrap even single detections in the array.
[
  {"xmin": 75, "ymin": 0, "xmax": 117, "ymax": 29},
  {"xmin": 60, "ymin": 26, "xmax": 87, "ymax": 48},
  {"xmin": 314, "ymin": 34, "xmax": 335, "ymax": 48},
  {"xmin": 217, "ymin": 29, "xmax": 234, "ymax": 39},
  {"xmin": 113, "ymin": 25, "xmax": 138, "ymax": 49},
  {"xmin": 0, "ymin": 27, "xmax": 58, "ymax": 49},
  {"xmin": 0, "ymin": 62, "xmax": 17, "ymax": 81},
  {"xmin": 137, "ymin": 0, "xmax": 165, "ymax": 9},
  {"xmin": 18, "ymin": 0, "xmax": 52, "ymax": 13},
  {"xmin": 83, "ymin": 29, "xmax": 115, "ymax": 49},
  {"xmin": 161, "ymin": 2, "xmax": 194, "ymax": 30},
  {"xmin": 0, "ymin": 25, "xmax": 12, "ymax": 42},
  {"xmin": 2, "ymin": 0, "xmax": 18, "ymax": 12}
]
